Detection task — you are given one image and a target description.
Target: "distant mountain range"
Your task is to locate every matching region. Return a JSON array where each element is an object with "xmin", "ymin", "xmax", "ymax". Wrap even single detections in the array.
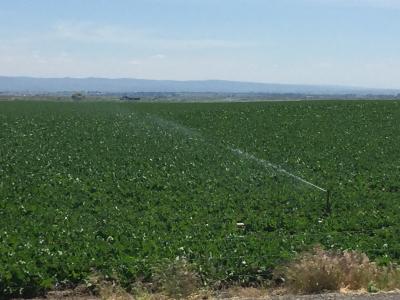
[{"xmin": 0, "ymin": 76, "xmax": 398, "ymax": 95}]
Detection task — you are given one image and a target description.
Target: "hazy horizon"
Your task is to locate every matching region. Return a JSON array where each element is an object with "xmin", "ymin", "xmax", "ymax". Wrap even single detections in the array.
[
  {"xmin": 0, "ymin": 75, "xmax": 398, "ymax": 91},
  {"xmin": 1, "ymin": 0, "xmax": 399, "ymax": 89}
]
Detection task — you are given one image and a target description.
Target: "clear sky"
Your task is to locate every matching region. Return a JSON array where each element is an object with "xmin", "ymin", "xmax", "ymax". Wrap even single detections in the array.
[{"xmin": 0, "ymin": 0, "xmax": 399, "ymax": 88}]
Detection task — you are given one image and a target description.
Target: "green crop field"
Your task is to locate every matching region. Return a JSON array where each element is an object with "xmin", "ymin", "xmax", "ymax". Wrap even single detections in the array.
[{"xmin": 1, "ymin": 100, "xmax": 400, "ymax": 297}]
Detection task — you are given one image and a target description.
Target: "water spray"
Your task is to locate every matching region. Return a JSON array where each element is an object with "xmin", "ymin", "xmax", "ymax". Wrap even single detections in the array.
[{"xmin": 149, "ymin": 114, "xmax": 333, "ymax": 214}]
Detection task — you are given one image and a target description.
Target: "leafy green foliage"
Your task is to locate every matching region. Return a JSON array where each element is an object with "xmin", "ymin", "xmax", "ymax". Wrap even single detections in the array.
[{"xmin": 1, "ymin": 101, "xmax": 399, "ymax": 297}]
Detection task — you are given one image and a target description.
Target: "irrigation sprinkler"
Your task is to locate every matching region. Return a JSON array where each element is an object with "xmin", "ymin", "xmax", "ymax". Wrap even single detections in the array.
[{"xmin": 325, "ymin": 189, "xmax": 332, "ymax": 215}]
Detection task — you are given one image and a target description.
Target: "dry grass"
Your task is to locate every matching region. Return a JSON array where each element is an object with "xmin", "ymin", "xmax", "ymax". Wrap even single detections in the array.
[
  {"xmin": 277, "ymin": 246, "xmax": 400, "ymax": 294},
  {"xmin": 42, "ymin": 249, "xmax": 400, "ymax": 299},
  {"xmin": 85, "ymin": 272, "xmax": 134, "ymax": 300},
  {"xmin": 151, "ymin": 258, "xmax": 203, "ymax": 299},
  {"xmin": 79, "ymin": 259, "xmax": 206, "ymax": 300}
]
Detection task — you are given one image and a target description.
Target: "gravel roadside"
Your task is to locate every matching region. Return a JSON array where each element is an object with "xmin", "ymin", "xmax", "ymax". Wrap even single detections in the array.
[
  {"xmin": 25, "ymin": 292, "xmax": 400, "ymax": 300},
  {"xmin": 264, "ymin": 292, "xmax": 400, "ymax": 300}
]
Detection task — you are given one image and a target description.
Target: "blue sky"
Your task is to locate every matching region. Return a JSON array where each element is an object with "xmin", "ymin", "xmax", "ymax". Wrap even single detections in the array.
[{"xmin": 0, "ymin": 0, "xmax": 399, "ymax": 88}]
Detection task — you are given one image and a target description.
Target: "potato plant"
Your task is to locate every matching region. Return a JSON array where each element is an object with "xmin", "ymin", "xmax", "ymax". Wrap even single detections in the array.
[{"xmin": 0, "ymin": 100, "xmax": 399, "ymax": 297}]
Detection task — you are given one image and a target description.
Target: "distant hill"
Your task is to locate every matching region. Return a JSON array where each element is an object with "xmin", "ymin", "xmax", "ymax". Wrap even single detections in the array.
[{"xmin": 0, "ymin": 76, "xmax": 398, "ymax": 95}]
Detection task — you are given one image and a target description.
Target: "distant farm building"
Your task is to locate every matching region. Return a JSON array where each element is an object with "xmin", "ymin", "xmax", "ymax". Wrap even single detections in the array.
[
  {"xmin": 120, "ymin": 96, "xmax": 141, "ymax": 101},
  {"xmin": 71, "ymin": 93, "xmax": 85, "ymax": 101}
]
